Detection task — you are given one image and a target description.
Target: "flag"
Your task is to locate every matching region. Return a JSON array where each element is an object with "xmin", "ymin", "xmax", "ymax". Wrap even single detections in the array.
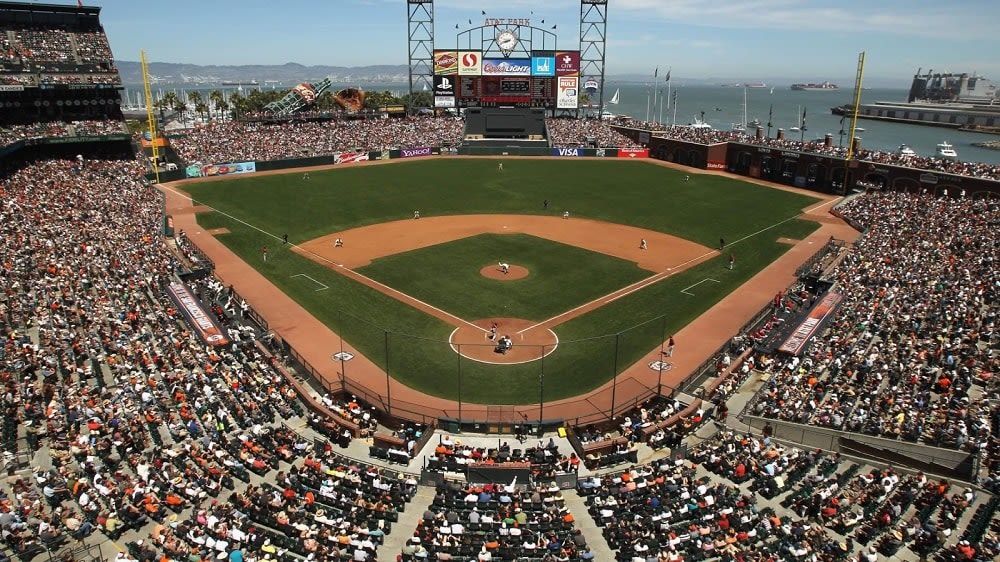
[
  {"xmin": 654, "ymin": 67, "xmax": 658, "ymax": 79},
  {"xmin": 767, "ymin": 104, "xmax": 773, "ymax": 128},
  {"xmin": 77, "ymin": 0, "xmax": 83, "ymax": 6},
  {"xmin": 801, "ymin": 107, "xmax": 808, "ymax": 131},
  {"xmin": 665, "ymin": 69, "xmax": 671, "ymax": 82}
]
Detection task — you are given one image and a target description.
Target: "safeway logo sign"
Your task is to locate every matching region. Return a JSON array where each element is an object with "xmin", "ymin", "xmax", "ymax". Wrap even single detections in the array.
[
  {"xmin": 459, "ymin": 51, "xmax": 482, "ymax": 75},
  {"xmin": 552, "ymin": 148, "xmax": 581, "ymax": 157}
]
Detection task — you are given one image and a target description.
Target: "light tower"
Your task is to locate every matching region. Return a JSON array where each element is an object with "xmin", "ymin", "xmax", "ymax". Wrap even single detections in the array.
[
  {"xmin": 579, "ymin": 0, "xmax": 609, "ymax": 115},
  {"xmin": 406, "ymin": 0, "xmax": 435, "ymax": 110}
]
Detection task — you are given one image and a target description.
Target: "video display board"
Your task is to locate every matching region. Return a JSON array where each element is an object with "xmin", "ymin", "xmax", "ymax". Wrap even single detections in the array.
[{"xmin": 453, "ymin": 51, "xmax": 564, "ymax": 109}]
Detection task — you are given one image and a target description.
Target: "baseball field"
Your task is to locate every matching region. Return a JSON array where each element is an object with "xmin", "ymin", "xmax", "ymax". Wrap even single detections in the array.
[{"xmin": 180, "ymin": 158, "xmax": 821, "ymax": 405}]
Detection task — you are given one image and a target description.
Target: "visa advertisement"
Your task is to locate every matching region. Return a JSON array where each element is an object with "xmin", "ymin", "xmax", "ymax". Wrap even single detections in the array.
[
  {"xmin": 557, "ymin": 77, "xmax": 579, "ymax": 109},
  {"xmin": 482, "ymin": 59, "xmax": 531, "ymax": 76}
]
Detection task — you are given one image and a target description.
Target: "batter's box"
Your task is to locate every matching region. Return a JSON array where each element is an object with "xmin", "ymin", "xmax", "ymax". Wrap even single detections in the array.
[{"xmin": 680, "ymin": 278, "xmax": 720, "ymax": 296}]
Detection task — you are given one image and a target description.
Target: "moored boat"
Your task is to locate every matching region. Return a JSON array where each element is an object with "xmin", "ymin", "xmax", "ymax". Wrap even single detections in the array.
[
  {"xmin": 791, "ymin": 81, "xmax": 838, "ymax": 91},
  {"xmin": 935, "ymin": 141, "xmax": 958, "ymax": 160}
]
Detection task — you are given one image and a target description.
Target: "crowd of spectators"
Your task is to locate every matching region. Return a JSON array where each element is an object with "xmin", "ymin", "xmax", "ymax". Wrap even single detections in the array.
[
  {"xmin": 0, "ymin": 119, "xmax": 124, "ymax": 148},
  {"xmin": 639, "ymin": 124, "xmax": 1000, "ymax": 180},
  {"xmin": 546, "ymin": 118, "xmax": 643, "ymax": 149},
  {"xmin": 168, "ymin": 116, "xmax": 465, "ymax": 164},
  {"xmin": 407, "ymin": 479, "xmax": 589, "ymax": 561},
  {"xmin": 0, "ymin": 25, "xmax": 114, "ymax": 68},
  {"xmin": 744, "ymin": 190, "xmax": 999, "ymax": 485},
  {"xmin": 0, "ymin": 154, "xmax": 396, "ymax": 560}
]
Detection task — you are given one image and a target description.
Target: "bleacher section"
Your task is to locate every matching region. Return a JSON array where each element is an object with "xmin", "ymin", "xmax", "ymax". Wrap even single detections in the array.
[{"xmin": 0, "ymin": 1, "xmax": 122, "ymax": 127}]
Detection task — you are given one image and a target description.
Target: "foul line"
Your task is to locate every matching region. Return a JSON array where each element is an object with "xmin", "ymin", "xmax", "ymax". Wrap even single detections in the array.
[
  {"xmin": 681, "ymin": 278, "xmax": 720, "ymax": 296},
  {"xmin": 291, "ymin": 273, "xmax": 329, "ymax": 291},
  {"xmin": 162, "ymin": 184, "xmax": 488, "ymax": 334},
  {"xmin": 166, "ymin": 183, "xmax": 840, "ymax": 340},
  {"xmin": 517, "ymin": 198, "xmax": 839, "ymax": 334}
]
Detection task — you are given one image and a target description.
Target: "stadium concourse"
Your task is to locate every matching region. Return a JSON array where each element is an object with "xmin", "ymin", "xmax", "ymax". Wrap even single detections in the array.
[{"xmin": 0, "ymin": 133, "xmax": 998, "ymax": 562}]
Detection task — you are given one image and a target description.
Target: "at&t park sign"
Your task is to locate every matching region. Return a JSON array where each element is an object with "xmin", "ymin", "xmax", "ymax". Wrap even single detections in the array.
[{"xmin": 484, "ymin": 18, "xmax": 531, "ymax": 26}]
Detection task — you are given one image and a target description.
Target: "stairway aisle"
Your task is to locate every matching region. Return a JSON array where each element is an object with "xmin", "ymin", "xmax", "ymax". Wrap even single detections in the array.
[
  {"xmin": 564, "ymin": 488, "xmax": 615, "ymax": 561},
  {"xmin": 378, "ymin": 485, "xmax": 435, "ymax": 560}
]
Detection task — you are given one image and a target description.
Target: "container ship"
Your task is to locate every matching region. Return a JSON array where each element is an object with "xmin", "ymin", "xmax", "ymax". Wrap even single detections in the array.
[
  {"xmin": 745, "ymin": 82, "xmax": 768, "ymax": 89},
  {"xmin": 791, "ymin": 81, "xmax": 838, "ymax": 91},
  {"xmin": 830, "ymin": 69, "xmax": 1000, "ymax": 129}
]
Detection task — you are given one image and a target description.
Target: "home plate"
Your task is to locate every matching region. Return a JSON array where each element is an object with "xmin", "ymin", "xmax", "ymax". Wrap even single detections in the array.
[{"xmin": 503, "ymin": 226, "xmax": 508, "ymax": 229}]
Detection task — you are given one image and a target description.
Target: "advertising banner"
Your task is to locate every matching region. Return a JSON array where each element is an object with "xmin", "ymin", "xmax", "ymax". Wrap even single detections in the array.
[
  {"xmin": 434, "ymin": 96, "xmax": 456, "ymax": 108},
  {"xmin": 458, "ymin": 51, "xmax": 482, "ymax": 76},
  {"xmin": 707, "ymin": 162, "xmax": 726, "ymax": 170},
  {"xmin": 617, "ymin": 148, "xmax": 650, "ymax": 158},
  {"xmin": 555, "ymin": 51, "xmax": 580, "ymax": 76},
  {"xmin": 552, "ymin": 148, "xmax": 583, "ymax": 157},
  {"xmin": 531, "ymin": 56, "xmax": 555, "ymax": 77},
  {"xmin": 166, "ymin": 281, "xmax": 230, "ymax": 347},
  {"xmin": 638, "ymin": 132, "xmax": 650, "ymax": 144},
  {"xmin": 400, "ymin": 147, "xmax": 432, "ymax": 159},
  {"xmin": 198, "ymin": 161, "xmax": 256, "ymax": 176},
  {"xmin": 777, "ymin": 292, "xmax": 843, "ymax": 355},
  {"xmin": 482, "ymin": 59, "xmax": 531, "ymax": 76},
  {"xmin": 557, "ymin": 77, "xmax": 579, "ymax": 109},
  {"xmin": 433, "ymin": 50, "xmax": 458, "ymax": 75},
  {"xmin": 434, "ymin": 75, "xmax": 456, "ymax": 96},
  {"xmin": 335, "ymin": 151, "xmax": 369, "ymax": 164}
]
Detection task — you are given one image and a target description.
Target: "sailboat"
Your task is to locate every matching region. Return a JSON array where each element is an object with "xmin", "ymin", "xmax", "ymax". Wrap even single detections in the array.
[
  {"xmin": 601, "ymin": 88, "xmax": 620, "ymax": 120},
  {"xmin": 789, "ymin": 105, "xmax": 802, "ymax": 132},
  {"xmin": 731, "ymin": 87, "xmax": 748, "ymax": 133}
]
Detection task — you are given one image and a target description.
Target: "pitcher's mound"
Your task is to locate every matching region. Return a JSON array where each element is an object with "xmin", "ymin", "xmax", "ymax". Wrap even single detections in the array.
[
  {"xmin": 450, "ymin": 318, "xmax": 557, "ymax": 365},
  {"xmin": 480, "ymin": 264, "xmax": 529, "ymax": 280}
]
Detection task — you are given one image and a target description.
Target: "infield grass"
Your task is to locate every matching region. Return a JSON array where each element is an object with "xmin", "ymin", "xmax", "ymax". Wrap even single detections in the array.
[
  {"xmin": 358, "ymin": 233, "xmax": 648, "ymax": 321},
  {"xmin": 183, "ymin": 159, "xmax": 822, "ymax": 404}
]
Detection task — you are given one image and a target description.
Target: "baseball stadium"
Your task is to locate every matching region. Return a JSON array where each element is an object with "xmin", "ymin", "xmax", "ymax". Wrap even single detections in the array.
[{"xmin": 0, "ymin": 1, "xmax": 998, "ymax": 562}]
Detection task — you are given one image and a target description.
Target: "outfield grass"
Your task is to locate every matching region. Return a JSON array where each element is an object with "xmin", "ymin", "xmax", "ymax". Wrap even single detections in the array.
[
  {"xmin": 184, "ymin": 159, "xmax": 822, "ymax": 404},
  {"xmin": 358, "ymin": 233, "xmax": 648, "ymax": 321}
]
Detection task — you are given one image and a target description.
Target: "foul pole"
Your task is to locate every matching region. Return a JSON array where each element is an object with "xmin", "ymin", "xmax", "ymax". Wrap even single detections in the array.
[{"xmin": 141, "ymin": 50, "xmax": 160, "ymax": 184}]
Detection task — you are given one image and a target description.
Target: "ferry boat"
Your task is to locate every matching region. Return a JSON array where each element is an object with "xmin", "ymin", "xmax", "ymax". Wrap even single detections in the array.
[
  {"xmin": 791, "ymin": 82, "xmax": 839, "ymax": 91},
  {"xmin": 935, "ymin": 142, "xmax": 958, "ymax": 160},
  {"xmin": 898, "ymin": 144, "xmax": 917, "ymax": 156},
  {"xmin": 745, "ymin": 82, "xmax": 767, "ymax": 89}
]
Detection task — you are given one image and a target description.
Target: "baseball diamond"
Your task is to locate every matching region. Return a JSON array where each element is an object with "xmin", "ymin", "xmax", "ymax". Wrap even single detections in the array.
[{"xmin": 176, "ymin": 157, "xmax": 829, "ymax": 410}]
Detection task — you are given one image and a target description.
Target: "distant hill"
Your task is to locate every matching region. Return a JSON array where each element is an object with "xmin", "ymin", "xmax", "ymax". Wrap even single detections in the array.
[
  {"xmin": 114, "ymin": 60, "xmax": 412, "ymax": 86},
  {"xmin": 114, "ymin": 60, "xmax": 907, "ymax": 90}
]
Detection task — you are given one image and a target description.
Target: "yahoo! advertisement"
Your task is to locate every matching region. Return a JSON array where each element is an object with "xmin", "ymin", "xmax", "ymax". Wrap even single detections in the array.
[{"xmin": 400, "ymin": 147, "xmax": 432, "ymax": 159}]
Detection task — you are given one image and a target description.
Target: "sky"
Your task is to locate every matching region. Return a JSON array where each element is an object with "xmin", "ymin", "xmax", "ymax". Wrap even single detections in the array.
[{"xmin": 94, "ymin": 0, "xmax": 1000, "ymax": 86}]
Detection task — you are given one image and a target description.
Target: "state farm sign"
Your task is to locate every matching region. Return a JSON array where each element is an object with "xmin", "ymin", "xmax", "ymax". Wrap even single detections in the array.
[{"xmin": 481, "ymin": 59, "xmax": 531, "ymax": 76}]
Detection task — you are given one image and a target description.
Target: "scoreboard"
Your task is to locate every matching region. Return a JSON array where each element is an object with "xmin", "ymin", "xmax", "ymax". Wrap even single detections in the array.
[
  {"xmin": 457, "ymin": 76, "xmax": 556, "ymax": 108},
  {"xmin": 434, "ymin": 50, "xmax": 579, "ymax": 110}
]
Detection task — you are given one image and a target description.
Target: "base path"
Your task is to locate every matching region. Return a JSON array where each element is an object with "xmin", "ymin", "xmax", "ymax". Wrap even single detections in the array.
[{"xmin": 161, "ymin": 158, "xmax": 860, "ymax": 423}]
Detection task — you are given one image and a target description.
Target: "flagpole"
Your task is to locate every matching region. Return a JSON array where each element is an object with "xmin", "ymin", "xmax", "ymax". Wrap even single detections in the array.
[
  {"xmin": 652, "ymin": 67, "xmax": 658, "ymax": 117},
  {"xmin": 671, "ymin": 91, "xmax": 678, "ymax": 127}
]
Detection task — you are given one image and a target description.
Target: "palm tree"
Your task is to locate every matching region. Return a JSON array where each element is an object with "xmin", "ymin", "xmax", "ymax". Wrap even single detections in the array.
[
  {"xmin": 215, "ymin": 99, "xmax": 230, "ymax": 122},
  {"xmin": 209, "ymin": 90, "xmax": 224, "ymax": 121},
  {"xmin": 195, "ymin": 102, "xmax": 209, "ymax": 123},
  {"xmin": 173, "ymin": 100, "xmax": 188, "ymax": 126},
  {"xmin": 187, "ymin": 90, "xmax": 203, "ymax": 109}
]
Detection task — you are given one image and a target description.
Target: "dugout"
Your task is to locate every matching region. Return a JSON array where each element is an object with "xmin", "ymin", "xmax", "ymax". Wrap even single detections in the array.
[{"xmin": 463, "ymin": 107, "xmax": 548, "ymax": 147}]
